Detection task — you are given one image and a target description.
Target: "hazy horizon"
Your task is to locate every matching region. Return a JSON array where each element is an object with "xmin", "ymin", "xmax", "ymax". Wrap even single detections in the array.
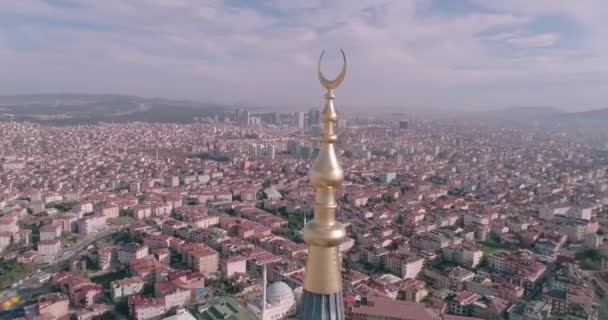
[{"xmin": 1, "ymin": 1, "xmax": 608, "ymax": 111}]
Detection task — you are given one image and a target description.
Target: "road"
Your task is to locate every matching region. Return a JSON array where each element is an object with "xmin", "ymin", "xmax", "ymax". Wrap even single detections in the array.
[
  {"xmin": 584, "ymin": 270, "xmax": 608, "ymax": 320},
  {"xmin": 0, "ymin": 285, "xmax": 52, "ymax": 313},
  {"xmin": 41, "ymin": 226, "xmax": 123, "ymax": 273},
  {"xmin": 0, "ymin": 226, "xmax": 125, "ymax": 309}
]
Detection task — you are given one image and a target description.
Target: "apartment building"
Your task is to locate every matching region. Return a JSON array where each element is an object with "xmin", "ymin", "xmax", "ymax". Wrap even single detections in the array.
[
  {"xmin": 182, "ymin": 243, "xmax": 219, "ymax": 275},
  {"xmin": 112, "ymin": 276, "xmax": 145, "ymax": 302},
  {"xmin": 118, "ymin": 243, "xmax": 149, "ymax": 265},
  {"xmin": 37, "ymin": 239, "xmax": 61, "ymax": 262}
]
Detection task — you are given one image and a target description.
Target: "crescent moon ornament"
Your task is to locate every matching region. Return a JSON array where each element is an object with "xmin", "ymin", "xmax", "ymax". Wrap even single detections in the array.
[{"xmin": 318, "ymin": 49, "xmax": 347, "ymax": 90}]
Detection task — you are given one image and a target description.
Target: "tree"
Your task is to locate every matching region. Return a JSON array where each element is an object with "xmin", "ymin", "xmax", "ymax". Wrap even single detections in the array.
[
  {"xmin": 342, "ymin": 258, "xmax": 353, "ymax": 272},
  {"xmin": 52, "ymin": 201, "xmax": 77, "ymax": 212},
  {"xmin": 475, "ymin": 257, "xmax": 488, "ymax": 270},
  {"xmin": 448, "ymin": 187, "xmax": 466, "ymax": 197},
  {"xmin": 221, "ymin": 278, "xmax": 245, "ymax": 295},
  {"xmin": 576, "ymin": 249, "xmax": 601, "ymax": 261},
  {"xmin": 382, "ymin": 194, "xmax": 394, "ymax": 203},
  {"xmin": 119, "ymin": 208, "xmax": 134, "ymax": 216},
  {"xmin": 277, "ymin": 207, "xmax": 288, "ymax": 217},
  {"xmin": 113, "ymin": 180, "xmax": 129, "ymax": 192},
  {"xmin": 0, "ymin": 261, "xmax": 32, "ymax": 290},
  {"xmin": 395, "ymin": 212, "xmax": 404, "ymax": 225}
]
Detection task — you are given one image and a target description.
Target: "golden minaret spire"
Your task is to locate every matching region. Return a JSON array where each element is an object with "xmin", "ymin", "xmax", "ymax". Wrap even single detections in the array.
[{"xmin": 301, "ymin": 50, "xmax": 347, "ymax": 320}]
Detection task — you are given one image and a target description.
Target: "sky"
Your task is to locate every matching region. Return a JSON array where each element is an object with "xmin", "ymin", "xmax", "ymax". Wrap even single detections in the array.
[{"xmin": 1, "ymin": 0, "xmax": 608, "ymax": 111}]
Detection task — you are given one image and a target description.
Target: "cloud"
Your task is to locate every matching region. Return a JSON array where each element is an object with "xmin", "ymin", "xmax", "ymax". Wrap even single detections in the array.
[
  {"xmin": 0, "ymin": 0, "xmax": 606, "ymax": 111},
  {"xmin": 501, "ymin": 33, "xmax": 560, "ymax": 48}
]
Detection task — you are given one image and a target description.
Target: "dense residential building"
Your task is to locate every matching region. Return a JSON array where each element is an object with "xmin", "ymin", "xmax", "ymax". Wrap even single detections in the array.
[
  {"xmin": 128, "ymin": 295, "xmax": 166, "ymax": 320},
  {"xmin": 182, "ymin": 243, "xmax": 219, "ymax": 275},
  {"xmin": 442, "ymin": 243, "xmax": 483, "ymax": 268},
  {"xmin": 508, "ymin": 301, "xmax": 552, "ymax": 320},
  {"xmin": 346, "ymin": 296, "xmax": 440, "ymax": 320},
  {"xmin": 23, "ymin": 292, "xmax": 70, "ymax": 320},
  {"xmin": 221, "ymin": 255, "xmax": 247, "ymax": 278},
  {"xmin": 77, "ymin": 215, "xmax": 106, "ymax": 234},
  {"xmin": 40, "ymin": 223, "xmax": 63, "ymax": 241},
  {"xmin": 118, "ymin": 243, "xmax": 149, "ymax": 265},
  {"xmin": 487, "ymin": 251, "xmax": 546, "ymax": 291},
  {"xmin": 384, "ymin": 253, "xmax": 425, "ymax": 279},
  {"xmin": 37, "ymin": 239, "xmax": 61, "ymax": 262},
  {"xmin": 1, "ymin": 104, "xmax": 608, "ymax": 319},
  {"xmin": 112, "ymin": 276, "xmax": 145, "ymax": 302}
]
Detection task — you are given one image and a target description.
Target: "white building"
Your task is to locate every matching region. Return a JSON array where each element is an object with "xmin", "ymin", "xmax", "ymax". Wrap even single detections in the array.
[
  {"xmin": 192, "ymin": 216, "xmax": 219, "ymax": 229},
  {"xmin": 384, "ymin": 254, "xmax": 424, "ymax": 279},
  {"xmin": 40, "ymin": 224, "xmax": 63, "ymax": 241},
  {"xmin": 112, "ymin": 276, "xmax": 144, "ymax": 302},
  {"xmin": 538, "ymin": 204, "xmax": 571, "ymax": 221},
  {"xmin": 568, "ymin": 206, "xmax": 593, "ymax": 221},
  {"xmin": 118, "ymin": 243, "xmax": 149, "ymax": 265},
  {"xmin": 162, "ymin": 309, "xmax": 197, "ymax": 320},
  {"xmin": 221, "ymin": 256, "xmax": 247, "ymax": 278},
  {"xmin": 99, "ymin": 205, "xmax": 120, "ymax": 219},
  {"xmin": 296, "ymin": 112, "xmax": 305, "ymax": 129},
  {"xmin": 0, "ymin": 232, "xmax": 11, "ymax": 252},
  {"xmin": 130, "ymin": 296, "xmax": 166, "ymax": 320},
  {"xmin": 37, "ymin": 239, "xmax": 61, "ymax": 262},
  {"xmin": 77, "ymin": 215, "xmax": 106, "ymax": 234},
  {"xmin": 401, "ymin": 256, "xmax": 425, "ymax": 279},
  {"xmin": 442, "ymin": 244, "xmax": 483, "ymax": 268}
]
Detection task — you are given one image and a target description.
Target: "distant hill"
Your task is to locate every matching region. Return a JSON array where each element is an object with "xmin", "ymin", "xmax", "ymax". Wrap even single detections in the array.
[
  {"xmin": 0, "ymin": 93, "xmax": 229, "ymax": 124},
  {"xmin": 460, "ymin": 106, "xmax": 562, "ymax": 124},
  {"xmin": 480, "ymin": 106, "xmax": 561, "ymax": 117},
  {"xmin": 562, "ymin": 108, "xmax": 608, "ymax": 120},
  {"xmin": 466, "ymin": 106, "xmax": 608, "ymax": 124}
]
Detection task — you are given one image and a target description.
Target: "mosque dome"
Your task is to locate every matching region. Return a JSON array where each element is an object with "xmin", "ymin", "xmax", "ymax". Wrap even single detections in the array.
[{"xmin": 266, "ymin": 281, "xmax": 294, "ymax": 305}]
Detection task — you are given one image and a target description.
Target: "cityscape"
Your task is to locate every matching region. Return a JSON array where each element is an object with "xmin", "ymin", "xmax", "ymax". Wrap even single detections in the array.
[
  {"xmin": 2, "ymin": 1, "xmax": 608, "ymax": 320},
  {"xmin": 1, "ymin": 95, "xmax": 607, "ymax": 320}
]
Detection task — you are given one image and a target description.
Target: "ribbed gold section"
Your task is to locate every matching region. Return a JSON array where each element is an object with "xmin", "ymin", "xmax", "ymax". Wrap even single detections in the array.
[{"xmin": 303, "ymin": 51, "xmax": 347, "ymax": 294}]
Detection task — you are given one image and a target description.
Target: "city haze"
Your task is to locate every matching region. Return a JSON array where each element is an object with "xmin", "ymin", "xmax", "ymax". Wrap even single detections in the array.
[{"xmin": 1, "ymin": 1, "xmax": 608, "ymax": 111}]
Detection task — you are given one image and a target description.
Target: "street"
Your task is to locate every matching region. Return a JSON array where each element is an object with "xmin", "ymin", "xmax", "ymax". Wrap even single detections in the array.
[{"xmin": 0, "ymin": 226, "xmax": 124, "ymax": 310}]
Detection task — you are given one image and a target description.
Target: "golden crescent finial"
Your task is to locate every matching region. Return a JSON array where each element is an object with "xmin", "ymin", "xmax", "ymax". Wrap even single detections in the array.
[{"xmin": 318, "ymin": 49, "xmax": 347, "ymax": 90}]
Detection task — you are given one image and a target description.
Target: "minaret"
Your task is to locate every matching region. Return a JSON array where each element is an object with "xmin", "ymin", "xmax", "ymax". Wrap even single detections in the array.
[
  {"xmin": 262, "ymin": 263, "xmax": 267, "ymax": 319},
  {"xmin": 301, "ymin": 50, "xmax": 347, "ymax": 320}
]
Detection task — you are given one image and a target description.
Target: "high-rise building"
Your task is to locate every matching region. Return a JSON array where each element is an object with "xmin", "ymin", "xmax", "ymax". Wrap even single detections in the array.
[
  {"xmin": 271, "ymin": 112, "xmax": 280, "ymax": 125},
  {"xmin": 243, "ymin": 111, "xmax": 251, "ymax": 127},
  {"xmin": 308, "ymin": 109, "xmax": 321, "ymax": 128},
  {"xmin": 296, "ymin": 112, "xmax": 305, "ymax": 129},
  {"xmin": 399, "ymin": 120, "xmax": 409, "ymax": 130},
  {"xmin": 301, "ymin": 50, "xmax": 348, "ymax": 320},
  {"xmin": 234, "ymin": 109, "xmax": 241, "ymax": 121}
]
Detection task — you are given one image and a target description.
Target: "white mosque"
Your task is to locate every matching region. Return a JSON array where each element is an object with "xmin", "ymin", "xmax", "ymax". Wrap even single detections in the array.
[{"xmin": 247, "ymin": 265, "xmax": 298, "ymax": 320}]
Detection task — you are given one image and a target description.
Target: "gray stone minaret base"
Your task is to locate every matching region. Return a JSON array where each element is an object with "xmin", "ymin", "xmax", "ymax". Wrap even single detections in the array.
[{"xmin": 301, "ymin": 289, "xmax": 345, "ymax": 320}]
